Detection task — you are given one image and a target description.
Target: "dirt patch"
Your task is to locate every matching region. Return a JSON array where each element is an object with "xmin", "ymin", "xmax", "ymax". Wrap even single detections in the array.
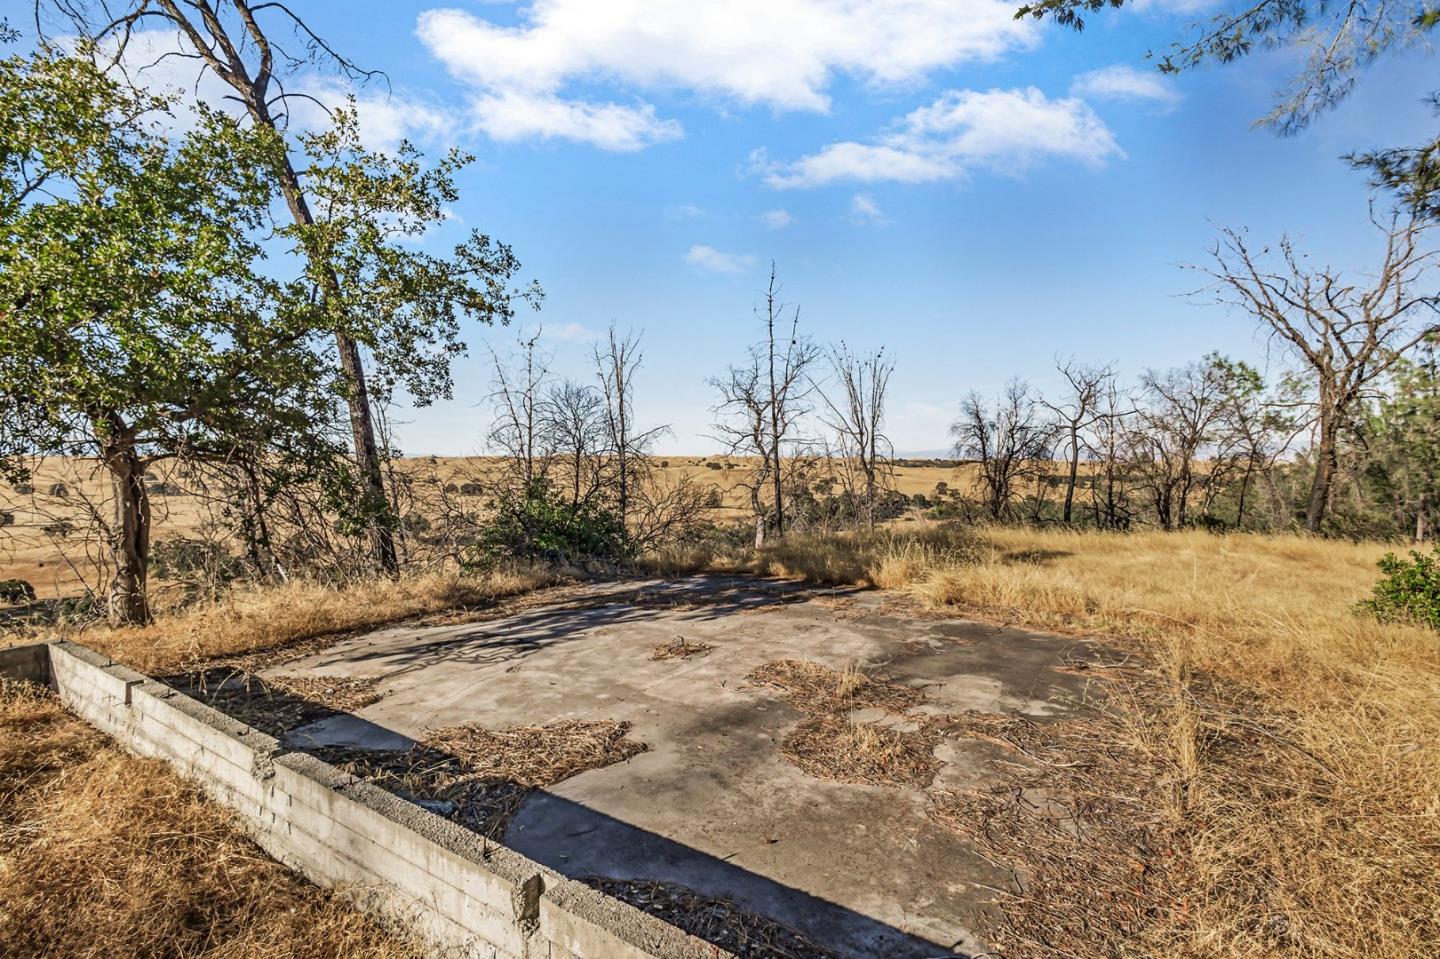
[
  {"xmin": 167, "ymin": 669, "xmax": 382, "ymax": 738},
  {"xmin": 747, "ymin": 659, "xmax": 925, "ymax": 715},
  {"xmin": 425, "ymin": 719, "xmax": 647, "ymax": 787},
  {"xmin": 582, "ymin": 877, "xmax": 840, "ymax": 959},
  {"xmin": 651, "ymin": 636, "xmax": 713, "ymax": 660},
  {"xmin": 782, "ymin": 715, "xmax": 937, "ymax": 789},
  {"xmin": 315, "ymin": 720, "xmax": 648, "ymax": 840}
]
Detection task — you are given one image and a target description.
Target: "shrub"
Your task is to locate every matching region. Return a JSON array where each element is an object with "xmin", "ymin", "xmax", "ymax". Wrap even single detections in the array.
[
  {"xmin": 1358, "ymin": 546, "xmax": 1440, "ymax": 630},
  {"xmin": 465, "ymin": 480, "xmax": 629, "ymax": 569},
  {"xmin": 150, "ymin": 537, "xmax": 244, "ymax": 585}
]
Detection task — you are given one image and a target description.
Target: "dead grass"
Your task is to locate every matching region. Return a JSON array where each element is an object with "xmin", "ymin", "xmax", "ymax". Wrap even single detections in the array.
[
  {"xmin": 721, "ymin": 525, "xmax": 1440, "ymax": 959},
  {"xmin": 747, "ymin": 658, "xmax": 926, "ymax": 715},
  {"xmin": 582, "ymin": 877, "xmax": 839, "ymax": 959},
  {"xmin": 11, "ymin": 565, "xmax": 561, "ymax": 675},
  {"xmin": 423, "ymin": 718, "xmax": 647, "ymax": 788},
  {"xmin": 781, "ymin": 715, "xmax": 937, "ymax": 788},
  {"xmin": 0, "ymin": 679, "xmax": 422, "ymax": 959},
  {"xmin": 317, "ymin": 720, "xmax": 648, "ymax": 840},
  {"xmin": 651, "ymin": 635, "xmax": 713, "ymax": 660}
]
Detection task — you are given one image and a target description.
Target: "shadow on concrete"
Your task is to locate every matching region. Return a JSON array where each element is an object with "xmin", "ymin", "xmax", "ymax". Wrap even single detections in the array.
[
  {"xmin": 507, "ymin": 788, "xmax": 971, "ymax": 959},
  {"xmin": 258, "ymin": 693, "xmax": 968, "ymax": 958},
  {"xmin": 322, "ymin": 575, "xmax": 867, "ymax": 679}
]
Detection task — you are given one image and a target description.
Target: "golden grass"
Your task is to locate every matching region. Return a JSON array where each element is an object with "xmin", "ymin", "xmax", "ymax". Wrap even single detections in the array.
[
  {"xmin": 0, "ymin": 679, "xmax": 422, "ymax": 959},
  {"xmin": 13, "ymin": 565, "xmax": 560, "ymax": 675},
  {"xmin": 723, "ymin": 524, "xmax": 1440, "ymax": 958}
]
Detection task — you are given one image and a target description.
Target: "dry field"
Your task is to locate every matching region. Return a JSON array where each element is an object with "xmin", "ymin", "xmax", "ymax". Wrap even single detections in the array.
[
  {"xmin": 0, "ymin": 455, "xmax": 969, "ymax": 599},
  {"xmin": 671, "ymin": 525, "xmax": 1440, "ymax": 958},
  {"xmin": 2, "ymin": 517, "xmax": 1435, "ymax": 957}
]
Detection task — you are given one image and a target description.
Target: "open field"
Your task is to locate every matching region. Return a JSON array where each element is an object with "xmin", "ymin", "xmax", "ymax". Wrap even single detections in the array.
[
  {"xmin": 0, "ymin": 456, "xmax": 971, "ymax": 599},
  {"xmin": 5, "ymin": 524, "xmax": 1434, "ymax": 957}
]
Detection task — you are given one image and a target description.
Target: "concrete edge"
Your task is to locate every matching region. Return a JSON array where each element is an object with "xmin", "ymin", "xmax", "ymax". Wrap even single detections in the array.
[{"xmin": 0, "ymin": 639, "xmax": 733, "ymax": 959}]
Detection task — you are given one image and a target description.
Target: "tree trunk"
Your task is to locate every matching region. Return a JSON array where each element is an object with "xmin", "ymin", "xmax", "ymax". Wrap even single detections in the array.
[
  {"xmin": 260, "ymin": 106, "xmax": 396, "ymax": 575},
  {"xmin": 99, "ymin": 422, "xmax": 150, "ymax": 626},
  {"xmin": 1306, "ymin": 416, "xmax": 1339, "ymax": 534},
  {"xmin": 1063, "ymin": 422, "xmax": 1079, "ymax": 524}
]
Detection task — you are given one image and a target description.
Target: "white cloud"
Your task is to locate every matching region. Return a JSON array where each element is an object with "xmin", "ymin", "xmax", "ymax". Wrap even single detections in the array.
[
  {"xmin": 684, "ymin": 244, "xmax": 756, "ymax": 275},
  {"xmin": 469, "ymin": 91, "xmax": 681, "ymax": 150},
  {"xmin": 849, "ymin": 193, "xmax": 887, "ymax": 223},
  {"xmin": 1070, "ymin": 64, "xmax": 1181, "ymax": 109},
  {"xmin": 416, "ymin": 1, "xmax": 1038, "ymax": 148},
  {"xmin": 667, "ymin": 203, "xmax": 707, "ymax": 218},
  {"xmin": 758, "ymin": 208, "xmax": 794, "ymax": 229},
  {"xmin": 761, "ymin": 86, "xmax": 1123, "ymax": 188}
]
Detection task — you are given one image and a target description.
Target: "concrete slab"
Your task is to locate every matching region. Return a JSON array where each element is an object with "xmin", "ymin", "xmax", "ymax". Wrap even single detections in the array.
[{"xmin": 271, "ymin": 575, "xmax": 1107, "ymax": 958}]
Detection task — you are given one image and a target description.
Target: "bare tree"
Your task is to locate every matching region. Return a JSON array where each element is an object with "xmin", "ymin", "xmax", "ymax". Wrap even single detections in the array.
[
  {"xmin": 539, "ymin": 380, "xmax": 606, "ymax": 512},
  {"xmin": 1204, "ymin": 213, "xmax": 1440, "ymax": 531},
  {"xmin": 487, "ymin": 329, "xmax": 552, "ymax": 490},
  {"xmin": 710, "ymin": 351, "xmax": 775, "ymax": 547},
  {"xmin": 594, "ymin": 324, "xmax": 664, "ymax": 526},
  {"xmin": 951, "ymin": 380, "xmax": 1056, "ymax": 521},
  {"xmin": 1085, "ymin": 378, "xmax": 1138, "ymax": 529},
  {"xmin": 1042, "ymin": 358, "xmax": 1114, "ymax": 524},
  {"xmin": 818, "ymin": 343, "xmax": 895, "ymax": 529},
  {"xmin": 710, "ymin": 265, "xmax": 820, "ymax": 543},
  {"xmin": 1129, "ymin": 359, "xmax": 1236, "ymax": 529},
  {"xmin": 757, "ymin": 265, "xmax": 820, "ymax": 538}
]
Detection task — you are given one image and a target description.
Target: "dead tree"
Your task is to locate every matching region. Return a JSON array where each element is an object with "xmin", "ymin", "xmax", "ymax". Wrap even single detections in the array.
[
  {"xmin": 1130, "ymin": 360, "xmax": 1234, "ymax": 530},
  {"xmin": 1204, "ymin": 213, "xmax": 1440, "ymax": 531},
  {"xmin": 64, "ymin": 0, "xmax": 400, "ymax": 573},
  {"xmin": 593, "ymin": 324, "xmax": 663, "ymax": 525},
  {"xmin": 710, "ymin": 353, "xmax": 774, "ymax": 547},
  {"xmin": 539, "ymin": 380, "xmax": 606, "ymax": 512},
  {"xmin": 818, "ymin": 343, "xmax": 895, "ymax": 529},
  {"xmin": 951, "ymin": 380, "xmax": 1056, "ymax": 521},
  {"xmin": 487, "ymin": 329, "xmax": 552, "ymax": 490},
  {"xmin": 1042, "ymin": 358, "xmax": 1113, "ymax": 524},
  {"xmin": 757, "ymin": 265, "xmax": 820, "ymax": 538}
]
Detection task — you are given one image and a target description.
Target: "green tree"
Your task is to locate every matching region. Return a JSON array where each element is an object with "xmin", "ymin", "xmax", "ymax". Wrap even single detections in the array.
[
  {"xmin": 1017, "ymin": 0, "xmax": 1440, "ymax": 217},
  {"xmin": 1361, "ymin": 341, "xmax": 1440, "ymax": 539},
  {"xmin": 287, "ymin": 103, "xmax": 537, "ymax": 544},
  {"xmin": 0, "ymin": 49, "xmax": 341, "ymax": 624}
]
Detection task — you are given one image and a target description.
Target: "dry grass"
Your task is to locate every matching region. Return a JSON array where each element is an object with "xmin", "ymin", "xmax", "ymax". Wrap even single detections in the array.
[
  {"xmin": 0, "ymin": 679, "xmax": 422, "ymax": 959},
  {"xmin": 651, "ymin": 635, "xmax": 713, "ymax": 660},
  {"xmin": 747, "ymin": 658, "xmax": 926, "ymax": 715},
  {"xmin": 423, "ymin": 718, "xmax": 647, "ymax": 788},
  {"xmin": 317, "ymin": 720, "xmax": 648, "ymax": 840},
  {"xmin": 8, "ymin": 565, "xmax": 560, "ymax": 675},
  {"xmin": 721, "ymin": 525, "xmax": 1440, "ymax": 959},
  {"xmin": 582, "ymin": 877, "xmax": 839, "ymax": 959},
  {"xmin": 748, "ymin": 660, "xmax": 937, "ymax": 787},
  {"xmin": 781, "ymin": 715, "xmax": 937, "ymax": 788}
]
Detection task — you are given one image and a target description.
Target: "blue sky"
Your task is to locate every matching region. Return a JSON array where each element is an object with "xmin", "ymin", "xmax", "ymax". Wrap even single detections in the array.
[{"xmin": 12, "ymin": 1, "xmax": 1436, "ymax": 453}]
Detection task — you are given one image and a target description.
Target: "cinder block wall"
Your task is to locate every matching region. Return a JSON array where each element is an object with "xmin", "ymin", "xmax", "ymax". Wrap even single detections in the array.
[{"xmin": 5, "ymin": 640, "xmax": 728, "ymax": 959}]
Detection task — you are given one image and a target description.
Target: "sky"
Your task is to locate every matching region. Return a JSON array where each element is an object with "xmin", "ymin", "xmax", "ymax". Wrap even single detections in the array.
[{"xmin": 8, "ymin": 0, "xmax": 1437, "ymax": 454}]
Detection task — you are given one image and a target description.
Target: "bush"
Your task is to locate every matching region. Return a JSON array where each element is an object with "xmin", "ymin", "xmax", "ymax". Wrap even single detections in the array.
[
  {"xmin": 150, "ymin": 537, "xmax": 243, "ymax": 585},
  {"xmin": 465, "ymin": 480, "xmax": 629, "ymax": 569},
  {"xmin": 1358, "ymin": 546, "xmax": 1440, "ymax": 630}
]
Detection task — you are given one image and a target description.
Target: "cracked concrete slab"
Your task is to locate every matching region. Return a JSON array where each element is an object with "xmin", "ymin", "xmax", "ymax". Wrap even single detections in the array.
[{"xmin": 275, "ymin": 574, "xmax": 1108, "ymax": 958}]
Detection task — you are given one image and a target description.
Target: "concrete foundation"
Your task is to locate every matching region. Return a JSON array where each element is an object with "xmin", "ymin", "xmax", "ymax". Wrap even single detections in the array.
[{"xmin": 1, "ymin": 639, "xmax": 729, "ymax": 959}]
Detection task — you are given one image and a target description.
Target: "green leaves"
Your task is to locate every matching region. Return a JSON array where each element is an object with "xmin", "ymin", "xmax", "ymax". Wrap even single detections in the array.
[
  {"xmin": 286, "ymin": 102, "xmax": 540, "ymax": 408},
  {"xmin": 0, "ymin": 48, "xmax": 336, "ymax": 469},
  {"xmin": 1358, "ymin": 546, "xmax": 1440, "ymax": 630}
]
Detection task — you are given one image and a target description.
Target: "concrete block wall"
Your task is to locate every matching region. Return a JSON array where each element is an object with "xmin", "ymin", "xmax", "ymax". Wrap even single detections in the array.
[{"xmin": 6, "ymin": 640, "xmax": 730, "ymax": 959}]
